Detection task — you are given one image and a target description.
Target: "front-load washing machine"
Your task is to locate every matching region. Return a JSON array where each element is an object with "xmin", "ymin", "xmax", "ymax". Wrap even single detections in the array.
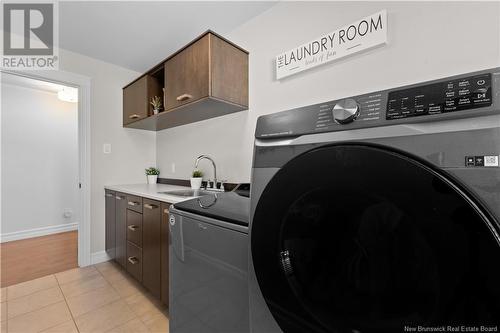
[{"xmin": 249, "ymin": 68, "xmax": 500, "ymax": 332}]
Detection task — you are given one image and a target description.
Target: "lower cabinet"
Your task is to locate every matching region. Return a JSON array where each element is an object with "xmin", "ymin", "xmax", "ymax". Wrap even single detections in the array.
[
  {"xmin": 105, "ymin": 189, "xmax": 170, "ymax": 306},
  {"xmin": 115, "ymin": 192, "xmax": 128, "ymax": 268},
  {"xmin": 105, "ymin": 190, "xmax": 116, "ymax": 259},
  {"xmin": 161, "ymin": 203, "xmax": 170, "ymax": 306},
  {"xmin": 143, "ymin": 199, "xmax": 162, "ymax": 298}
]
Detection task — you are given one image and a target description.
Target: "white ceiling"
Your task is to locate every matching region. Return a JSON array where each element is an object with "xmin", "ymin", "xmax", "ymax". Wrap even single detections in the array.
[{"xmin": 59, "ymin": 1, "xmax": 277, "ymax": 72}]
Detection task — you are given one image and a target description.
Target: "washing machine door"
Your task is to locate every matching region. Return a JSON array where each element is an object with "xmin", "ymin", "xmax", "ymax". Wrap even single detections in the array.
[{"xmin": 251, "ymin": 144, "xmax": 500, "ymax": 333}]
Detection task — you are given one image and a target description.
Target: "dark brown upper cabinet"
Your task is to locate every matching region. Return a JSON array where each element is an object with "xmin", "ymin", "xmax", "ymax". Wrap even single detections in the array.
[
  {"xmin": 124, "ymin": 31, "xmax": 248, "ymax": 131},
  {"xmin": 123, "ymin": 74, "xmax": 162, "ymax": 126}
]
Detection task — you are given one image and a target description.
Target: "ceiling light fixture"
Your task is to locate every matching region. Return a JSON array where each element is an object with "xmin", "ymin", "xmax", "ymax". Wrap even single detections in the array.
[{"xmin": 57, "ymin": 87, "xmax": 78, "ymax": 103}]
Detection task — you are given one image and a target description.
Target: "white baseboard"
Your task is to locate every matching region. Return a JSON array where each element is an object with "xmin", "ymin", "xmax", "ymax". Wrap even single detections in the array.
[
  {"xmin": 0, "ymin": 223, "xmax": 78, "ymax": 243},
  {"xmin": 91, "ymin": 250, "xmax": 111, "ymax": 265}
]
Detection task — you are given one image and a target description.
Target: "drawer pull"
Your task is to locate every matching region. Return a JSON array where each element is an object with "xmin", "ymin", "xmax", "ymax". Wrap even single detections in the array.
[
  {"xmin": 105, "ymin": 193, "xmax": 113, "ymax": 197},
  {"xmin": 129, "ymin": 114, "xmax": 140, "ymax": 119},
  {"xmin": 128, "ymin": 201, "xmax": 140, "ymax": 206},
  {"xmin": 128, "ymin": 256, "xmax": 139, "ymax": 265},
  {"xmin": 176, "ymin": 93, "xmax": 193, "ymax": 102},
  {"xmin": 116, "ymin": 196, "xmax": 125, "ymax": 200},
  {"xmin": 198, "ymin": 223, "xmax": 207, "ymax": 230},
  {"xmin": 144, "ymin": 203, "xmax": 158, "ymax": 210},
  {"xmin": 128, "ymin": 225, "xmax": 139, "ymax": 231},
  {"xmin": 163, "ymin": 208, "xmax": 169, "ymax": 214}
]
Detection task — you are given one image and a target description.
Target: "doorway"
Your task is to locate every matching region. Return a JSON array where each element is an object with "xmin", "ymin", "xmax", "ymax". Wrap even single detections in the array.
[{"xmin": 0, "ymin": 71, "xmax": 91, "ymax": 287}]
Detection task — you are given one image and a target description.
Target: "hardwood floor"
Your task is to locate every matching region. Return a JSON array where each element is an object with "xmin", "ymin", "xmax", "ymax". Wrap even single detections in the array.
[{"xmin": 0, "ymin": 231, "xmax": 78, "ymax": 287}]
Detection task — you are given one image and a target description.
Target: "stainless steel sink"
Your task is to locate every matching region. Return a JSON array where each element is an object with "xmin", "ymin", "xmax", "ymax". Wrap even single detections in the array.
[{"xmin": 158, "ymin": 189, "xmax": 213, "ymax": 197}]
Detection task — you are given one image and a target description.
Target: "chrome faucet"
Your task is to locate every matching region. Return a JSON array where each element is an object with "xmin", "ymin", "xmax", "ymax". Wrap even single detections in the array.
[{"xmin": 194, "ymin": 155, "xmax": 217, "ymax": 189}]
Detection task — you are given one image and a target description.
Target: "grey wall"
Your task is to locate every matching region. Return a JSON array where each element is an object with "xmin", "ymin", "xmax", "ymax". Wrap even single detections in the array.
[
  {"xmin": 156, "ymin": 1, "xmax": 500, "ymax": 182},
  {"xmin": 59, "ymin": 49, "xmax": 157, "ymax": 253},
  {"xmin": 1, "ymin": 83, "xmax": 78, "ymax": 235}
]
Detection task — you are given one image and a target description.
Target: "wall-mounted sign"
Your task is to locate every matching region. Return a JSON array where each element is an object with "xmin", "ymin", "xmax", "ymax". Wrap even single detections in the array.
[{"xmin": 276, "ymin": 10, "xmax": 387, "ymax": 80}]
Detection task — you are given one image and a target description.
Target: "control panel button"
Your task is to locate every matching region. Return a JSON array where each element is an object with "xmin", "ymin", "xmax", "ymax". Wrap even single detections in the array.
[{"xmin": 332, "ymin": 98, "xmax": 360, "ymax": 124}]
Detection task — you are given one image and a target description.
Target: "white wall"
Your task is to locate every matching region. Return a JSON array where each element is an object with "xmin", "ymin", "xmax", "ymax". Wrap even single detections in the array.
[
  {"xmin": 156, "ymin": 1, "xmax": 500, "ymax": 182},
  {"xmin": 58, "ymin": 49, "xmax": 156, "ymax": 253},
  {"xmin": 1, "ymin": 83, "xmax": 78, "ymax": 235}
]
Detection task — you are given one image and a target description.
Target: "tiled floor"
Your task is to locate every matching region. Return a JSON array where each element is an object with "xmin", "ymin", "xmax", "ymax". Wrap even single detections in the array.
[{"xmin": 0, "ymin": 261, "xmax": 168, "ymax": 333}]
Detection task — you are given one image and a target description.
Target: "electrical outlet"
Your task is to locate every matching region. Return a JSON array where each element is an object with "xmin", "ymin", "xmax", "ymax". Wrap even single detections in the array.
[
  {"xmin": 171, "ymin": 163, "xmax": 176, "ymax": 173},
  {"xmin": 63, "ymin": 209, "xmax": 73, "ymax": 219},
  {"xmin": 103, "ymin": 143, "xmax": 111, "ymax": 154}
]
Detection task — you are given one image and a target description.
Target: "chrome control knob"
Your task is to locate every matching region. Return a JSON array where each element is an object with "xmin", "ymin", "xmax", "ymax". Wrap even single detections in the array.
[{"xmin": 332, "ymin": 98, "xmax": 360, "ymax": 124}]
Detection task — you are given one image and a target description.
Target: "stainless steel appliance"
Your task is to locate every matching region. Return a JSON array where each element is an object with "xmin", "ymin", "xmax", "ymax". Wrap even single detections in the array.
[
  {"xmin": 249, "ymin": 68, "xmax": 500, "ymax": 332},
  {"xmin": 169, "ymin": 186, "xmax": 250, "ymax": 332}
]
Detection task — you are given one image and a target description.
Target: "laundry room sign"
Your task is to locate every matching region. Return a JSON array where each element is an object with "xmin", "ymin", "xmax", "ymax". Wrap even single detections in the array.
[{"xmin": 276, "ymin": 10, "xmax": 388, "ymax": 80}]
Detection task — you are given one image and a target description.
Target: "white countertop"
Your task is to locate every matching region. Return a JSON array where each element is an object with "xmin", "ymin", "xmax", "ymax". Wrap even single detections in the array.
[{"xmin": 104, "ymin": 183, "xmax": 195, "ymax": 204}]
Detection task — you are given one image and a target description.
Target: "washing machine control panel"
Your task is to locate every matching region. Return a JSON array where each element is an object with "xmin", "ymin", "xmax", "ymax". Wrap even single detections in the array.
[
  {"xmin": 386, "ymin": 73, "xmax": 492, "ymax": 120},
  {"xmin": 255, "ymin": 68, "xmax": 499, "ymax": 139}
]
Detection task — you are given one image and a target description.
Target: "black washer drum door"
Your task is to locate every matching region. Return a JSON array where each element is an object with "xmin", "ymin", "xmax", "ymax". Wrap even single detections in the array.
[{"xmin": 251, "ymin": 144, "xmax": 500, "ymax": 333}]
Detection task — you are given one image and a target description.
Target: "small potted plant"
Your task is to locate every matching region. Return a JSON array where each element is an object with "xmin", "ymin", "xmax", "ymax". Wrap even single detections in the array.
[
  {"xmin": 145, "ymin": 167, "xmax": 160, "ymax": 184},
  {"xmin": 150, "ymin": 96, "xmax": 162, "ymax": 115},
  {"xmin": 191, "ymin": 169, "xmax": 203, "ymax": 190}
]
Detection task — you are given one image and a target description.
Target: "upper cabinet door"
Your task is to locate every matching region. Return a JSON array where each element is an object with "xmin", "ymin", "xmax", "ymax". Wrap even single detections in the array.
[
  {"xmin": 123, "ymin": 75, "xmax": 162, "ymax": 125},
  {"xmin": 123, "ymin": 76, "xmax": 148, "ymax": 125},
  {"xmin": 210, "ymin": 33, "xmax": 249, "ymax": 107},
  {"xmin": 164, "ymin": 34, "xmax": 210, "ymax": 111}
]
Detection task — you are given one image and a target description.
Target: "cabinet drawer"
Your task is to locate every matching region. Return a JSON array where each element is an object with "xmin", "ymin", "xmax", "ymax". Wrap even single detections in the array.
[
  {"xmin": 127, "ymin": 209, "xmax": 143, "ymax": 247},
  {"xmin": 126, "ymin": 195, "xmax": 143, "ymax": 213},
  {"xmin": 126, "ymin": 241, "xmax": 143, "ymax": 282}
]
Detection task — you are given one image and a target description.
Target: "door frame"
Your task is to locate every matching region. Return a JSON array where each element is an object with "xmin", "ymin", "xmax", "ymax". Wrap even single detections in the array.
[{"xmin": 1, "ymin": 69, "xmax": 92, "ymax": 267}]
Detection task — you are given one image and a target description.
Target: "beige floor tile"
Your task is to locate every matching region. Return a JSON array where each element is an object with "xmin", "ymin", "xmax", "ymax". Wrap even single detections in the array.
[
  {"xmin": 125, "ymin": 292, "xmax": 164, "ymax": 323},
  {"xmin": 66, "ymin": 285, "xmax": 120, "ymax": 317},
  {"xmin": 74, "ymin": 299, "xmax": 136, "ymax": 333},
  {"xmin": 40, "ymin": 320, "xmax": 78, "ymax": 333},
  {"xmin": 7, "ymin": 286, "xmax": 63, "ymax": 319},
  {"xmin": 94, "ymin": 261, "xmax": 121, "ymax": 275},
  {"xmin": 0, "ymin": 302, "xmax": 6, "ymax": 322},
  {"xmin": 95, "ymin": 262, "xmax": 128, "ymax": 283},
  {"xmin": 59, "ymin": 274, "xmax": 109, "ymax": 298},
  {"xmin": 7, "ymin": 275, "xmax": 58, "ymax": 300},
  {"xmin": 145, "ymin": 312, "xmax": 169, "ymax": 333},
  {"xmin": 0, "ymin": 288, "xmax": 6, "ymax": 303},
  {"xmin": 100, "ymin": 268, "xmax": 129, "ymax": 284},
  {"xmin": 7, "ymin": 301, "xmax": 72, "ymax": 333},
  {"xmin": 108, "ymin": 275, "xmax": 143, "ymax": 298},
  {"xmin": 106, "ymin": 318, "xmax": 149, "ymax": 333},
  {"xmin": 55, "ymin": 266, "xmax": 99, "ymax": 285}
]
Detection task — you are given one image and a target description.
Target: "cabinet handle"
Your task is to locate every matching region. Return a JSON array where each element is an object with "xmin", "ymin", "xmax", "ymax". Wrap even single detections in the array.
[
  {"xmin": 128, "ymin": 201, "xmax": 140, "ymax": 206},
  {"xmin": 144, "ymin": 203, "xmax": 158, "ymax": 210},
  {"xmin": 105, "ymin": 193, "xmax": 113, "ymax": 197},
  {"xmin": 198, "ymin": 223, "xmax": 207, "ymax": 230},
  {"xmin": 176, "ymin": 93, "xmax": 193, "ymax": 102},
  {"xmin": 129, "ymin": 114, "xmax": 140, "ymax": 119},
  {"xmin": 128, "ymin": 256, "xmax": 139, "ymax": 265},
  {"xmin": 116, "ymin": 196, "xmax": 124, "ymax": 200},
  {"xmin": 163, "ymin": 208, "xmax": 169, "ymax": 214},
  {"xmin": 128, "ymin": 225, "xmax": 139, "ymax": 231}
]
